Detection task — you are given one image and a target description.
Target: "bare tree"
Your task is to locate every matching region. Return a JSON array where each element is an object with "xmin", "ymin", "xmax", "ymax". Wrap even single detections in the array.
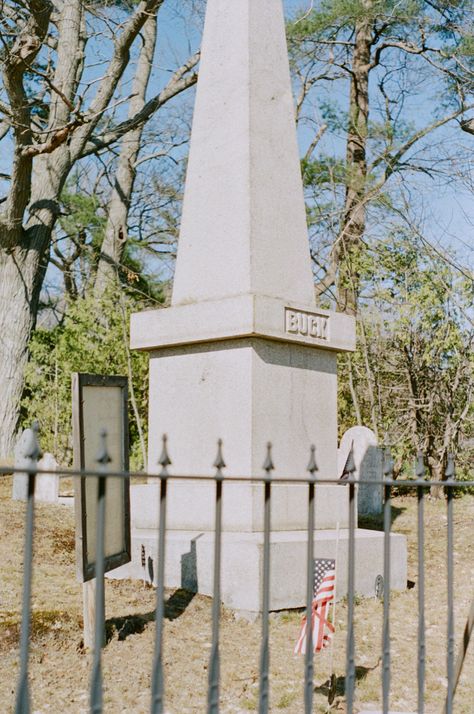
[
  {"xmin": 289, "ymin": 0, "xmax": 474, "ymax": 315},
  {"xmin": 0, "ymin": 0, "xmax": 198, "ymax": 457}
]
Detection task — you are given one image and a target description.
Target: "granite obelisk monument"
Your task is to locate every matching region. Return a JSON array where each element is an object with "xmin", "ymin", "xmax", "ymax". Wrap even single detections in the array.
[{"xmin": 125, "ymin": 0, "xmax": 406, "ymax": 613}]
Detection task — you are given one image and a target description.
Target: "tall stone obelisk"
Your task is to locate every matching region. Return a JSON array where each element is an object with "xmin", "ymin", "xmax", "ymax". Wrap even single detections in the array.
[
  {"xmin": 127, "ymin": 0, "xmax": 406, "ymax": 612},
  {"xmin": 133, "ymin": 0, "xmax": 355, "ymax": 481}
]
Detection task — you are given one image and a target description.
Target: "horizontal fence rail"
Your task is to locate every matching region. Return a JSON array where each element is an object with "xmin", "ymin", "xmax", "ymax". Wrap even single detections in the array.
[{"xmin": 1, "ymin": 428, "xmax": 473, "ymax": 714}]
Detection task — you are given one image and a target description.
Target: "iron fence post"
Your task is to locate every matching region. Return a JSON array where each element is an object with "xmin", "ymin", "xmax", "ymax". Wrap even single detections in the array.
[
  {"xmin": 416, "ymin": 452, "xmax": 426, "ymax": 714},
  {"xmin": 207, "ymin": 440, "xmax": 225, "ymax": 714},
  {"xmin": 15, "ymin": 422, "xmax": 41, "ymax": 714},
  {"xmin": 344, "ymin": 446, "xmax": 356, "ymax": 714},
  {"xmin": 382, "ymin": 448, "xmax": 393, "ymax": 714},
  {"xmin": 445, "ymin": 454, "xmax": 456, "ymax": 714},
  {"xmin": 90, "ymin": 429, "xmax": 110, "ymax": 714},
  {"xmin": 303, "ymin": 446, "xmax": 318, "ymax": 713},
  {"xmin": 258, "ymin": 443, "xmax": 274, "ymax": 714},
  {"xmin": 151, "ymin": 435, "xmax": 171, "ymax": 714}
]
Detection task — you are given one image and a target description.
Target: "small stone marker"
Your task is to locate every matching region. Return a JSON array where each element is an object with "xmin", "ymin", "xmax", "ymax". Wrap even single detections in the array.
[
  {"xmin": 35, "ymin": 452, "xmax": 59, "ymax": 503},
  {"xmin": 12, "ymin": 429, "xmax": 33, "ymax": 501},
  {"xmin": 13, "ymin": 435, "xmax": 59, "ymax": 503},
  {"xmin": 339, "ymin": 427, "xmax": 383, "ymax": 516}
]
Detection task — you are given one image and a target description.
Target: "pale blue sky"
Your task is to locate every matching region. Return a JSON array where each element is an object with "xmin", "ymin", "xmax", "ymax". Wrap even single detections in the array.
[
  {"xmin": 152, "ymin": 0, "xmax": 473, "ymax": 272},
  {"xmin": 1, "ymin": 0, "xmax": 472, "ymax": 292}
]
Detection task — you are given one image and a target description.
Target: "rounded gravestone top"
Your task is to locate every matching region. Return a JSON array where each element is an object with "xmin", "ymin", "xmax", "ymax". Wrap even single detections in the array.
[
  {"xmin": 338, "ymin": 426, "xmax": 378, "ymax": 478},
  {"xmin": 340, "ymin": 426, "xmax": 377, "ymax": 452}
]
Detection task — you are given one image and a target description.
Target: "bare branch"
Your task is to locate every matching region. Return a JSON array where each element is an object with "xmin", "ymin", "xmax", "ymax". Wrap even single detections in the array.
[
  {"xmin": 21, "ymin": 117, "xmax": 83, "ymax": 157},
  {"xmin": 134, "ymin": 148, "xmax": 182, "ymax": 167},
  {"xmin": 0, "ymin": 122, "xmax": 10, "ymax": 141},
  {"xmin": 80, "ymin": 51, "xmax": 200, "ymax": 158},
  {"xmin": 379, "ymin": 103, "xmax": 474, "ymax": 180},
  {"xmin": 303, "ymin": 122, "xmax": 327, "ymax": 162},
  {"xmin": 69, "ymin": 0, "xmax": 165, "ymax": 158},
  {"xmin": 371, "ymin": 38, "xmax": 427, "ymax": 69}
]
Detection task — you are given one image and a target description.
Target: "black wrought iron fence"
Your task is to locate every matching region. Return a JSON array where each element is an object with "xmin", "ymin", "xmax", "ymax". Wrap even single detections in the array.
[{"xmin": 1, "ymin": 426, "xmax": 473, "ymax": 714}]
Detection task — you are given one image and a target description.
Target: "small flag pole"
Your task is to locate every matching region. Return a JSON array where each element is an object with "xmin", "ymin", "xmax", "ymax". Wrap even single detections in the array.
[{"xmin": 328, "ymin": 521, "xmax": 340, "ymax": 702}]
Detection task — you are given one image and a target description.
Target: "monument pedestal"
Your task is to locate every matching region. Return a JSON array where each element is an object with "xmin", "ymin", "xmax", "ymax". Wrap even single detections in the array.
[{"xmin": 133, "ymin": 295, "xmax": 355, "ymax": 483}]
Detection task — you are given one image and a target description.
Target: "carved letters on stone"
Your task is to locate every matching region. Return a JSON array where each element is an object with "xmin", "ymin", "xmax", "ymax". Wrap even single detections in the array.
[{"xmin": 285, "ymin": 308, "xmax": 329, "ymax": 340}]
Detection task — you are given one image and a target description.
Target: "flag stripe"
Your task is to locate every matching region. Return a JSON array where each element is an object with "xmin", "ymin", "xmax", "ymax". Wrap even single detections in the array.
[{"xmin": 294, "ymin": 559, "xmax": 336, "ymax": 655}]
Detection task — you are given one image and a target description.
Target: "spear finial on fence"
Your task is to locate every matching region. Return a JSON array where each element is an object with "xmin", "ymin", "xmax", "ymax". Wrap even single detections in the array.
[
  {"xmin": 415, "ymin": 451, "xmax": 425, "ymax": 480},
  {"xmin": 340, "ymin": 441, "xmax": 356, "ymax": 480},
  {"xmin": 445, "ymin": 453, "xmax": 456, "ymax": 481},
  {"xmin": 158, "ymin": 434, "xmax": 172, "ymax": 476},
  {"xmin": 262, "ymin": 442, "xmax": 274, "ymax": 474},
  {"xmin": 307, "ymin": 444, "xmax": 318, "ymax": 476},
  {"xmin": 96, "ymin": 428, "xmax": 111, "ymax": 466},
  {"xmin": 213, "ymin": 438, "xmax": 226, "ymax": 472}
]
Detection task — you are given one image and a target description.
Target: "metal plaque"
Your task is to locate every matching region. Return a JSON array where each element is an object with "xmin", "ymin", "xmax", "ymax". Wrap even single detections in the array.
[{"xmin": 73, "ymin": 373, "xmax": 131, "ymax": 582}]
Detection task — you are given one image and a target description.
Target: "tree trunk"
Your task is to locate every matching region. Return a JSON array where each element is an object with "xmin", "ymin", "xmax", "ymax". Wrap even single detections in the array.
[
  {"xmin": 358, "ymin": 317, "xmax": 380, "ymax": 439},
  {"xmin": 0, "ymin": 242, "xmax": 43, "ymax": 456},
  {"xmin": 0, "ymin": 150, "xmax": 70, "ymax": 457},
  {"xmin": 336, "ymin": 8, "xmax": 373, "ymax": 315}
]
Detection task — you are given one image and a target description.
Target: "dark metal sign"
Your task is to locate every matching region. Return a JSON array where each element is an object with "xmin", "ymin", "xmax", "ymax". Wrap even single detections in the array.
[{"xmin": 72, "ymin": 373, "xmax": 131, "ymax": 582}]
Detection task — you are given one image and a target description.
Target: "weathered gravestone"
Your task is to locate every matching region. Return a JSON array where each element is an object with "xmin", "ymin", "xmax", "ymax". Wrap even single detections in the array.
[
  {"xmin": 35, "ymin": 453, "xmax": 59, "ymax": 503},
  {"xmin": 13, "ymin": 436, "xmax": 59, "ymax": 503},
  {"xmin": 12, "ymin": 429, "xmax": 32, "ymax": 501},
  {"xmin": 116, "ymin": 0, "xmax": 407, "ymax": 613},
  {"xmin": 339, "ymin": 427, "xmax": 384, "ymax": 517}
]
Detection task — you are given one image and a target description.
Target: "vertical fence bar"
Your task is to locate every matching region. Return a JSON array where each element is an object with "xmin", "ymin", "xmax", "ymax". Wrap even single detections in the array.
[
  {"xmin": 259, "ymin": 444, "xmax": 273, "ymax": 714},
  {"xmin": 416, "ymin": 452, "xmax": 426, "ymax": 714},
  {"xmin": 15, "ymin": 423, "xmax": 41, "ymax": 714},
  {"xmin": 151, "ymin": 435, "xmax": 171, "ymax": 714},
  {"xmin": 382, "ymin": 449, "xmax": 393, "ymax": 714},
  {"xmin": 304, "ymin": 446, "xmax": 318, "ymax": 714},
  {"xmin": 445, "ymin": 454, "xmax": 455, "ymax": 714},
  {"xmin": 345, "ymin": 450, "xmax": 356, "ymax": 714},
  {"xmin": 90, "ymin": 430, "xmax": 110, "ymax": 714},
  {"xmin": 207, "ymin": 440, "xmax": 225, "ymax": 714},
  {"xmin": 450, "ymin": 596, "xmax": 474, "ymax": 704}
]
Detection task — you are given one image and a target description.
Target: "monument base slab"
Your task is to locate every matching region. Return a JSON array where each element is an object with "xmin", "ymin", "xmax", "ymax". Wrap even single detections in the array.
[{"xmin": 110, "ymin": 526, "xmax": 407, "ymax": 616}]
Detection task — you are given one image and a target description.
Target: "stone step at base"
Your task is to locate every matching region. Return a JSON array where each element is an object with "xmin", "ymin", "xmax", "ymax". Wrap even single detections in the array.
[{"xmin": 110, "ymin": 528, "xmax": 407, "ymax": 616}]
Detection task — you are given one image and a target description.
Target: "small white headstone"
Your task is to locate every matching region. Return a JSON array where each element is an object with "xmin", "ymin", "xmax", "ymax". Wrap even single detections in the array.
[
  {"xmin": 35, "ymin": 452, "xmax": 59, "ymax": 503},
  {"xmin": 13, "ymin": 433, "xmax": 59, "ymax": 503},
  {"xmin": 12, "ymin": 429, "xmax": 31, "ymax": 501},
  {"xmin": 339, "ymin": 426, "xmax": 383, "ymax": 516}
]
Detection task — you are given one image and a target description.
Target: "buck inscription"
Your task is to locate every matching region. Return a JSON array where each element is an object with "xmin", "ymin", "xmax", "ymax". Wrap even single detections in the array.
[{"xmin": 285, "ymin": 308, "xmax": 329, "ymax": 340}]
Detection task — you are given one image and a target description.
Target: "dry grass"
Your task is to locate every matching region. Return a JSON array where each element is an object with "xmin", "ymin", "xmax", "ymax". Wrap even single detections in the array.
[{"xmin": 0, "ymin": 475, "xmax": 473, "ymax": 713}]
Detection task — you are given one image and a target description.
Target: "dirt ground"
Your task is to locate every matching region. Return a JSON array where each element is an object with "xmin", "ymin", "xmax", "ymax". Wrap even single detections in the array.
[{"xmin": 1, "ymin": 475, "xmax": 473, "ymax": 714}]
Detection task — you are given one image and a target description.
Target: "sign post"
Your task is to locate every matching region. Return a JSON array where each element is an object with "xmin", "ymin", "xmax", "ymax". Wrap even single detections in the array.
[{"xmin": 72, "ymin": 374, "xmax": 131, "ymax": 649}]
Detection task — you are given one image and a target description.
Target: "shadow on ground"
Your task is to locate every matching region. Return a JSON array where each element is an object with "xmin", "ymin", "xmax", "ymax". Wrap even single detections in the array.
[
  {"xmin": 358, "ymin": 504, "xmax": 406, "ymax": 530},
  {"xmin": 315, "ymin": 658, "xmax": 381, "ymax": 703},
  {"xmin": 106, "ymin": 588, "xmax": 196, "ymax": 642}
]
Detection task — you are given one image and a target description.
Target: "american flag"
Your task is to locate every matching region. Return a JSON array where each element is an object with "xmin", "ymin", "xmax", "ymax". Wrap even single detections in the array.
[{"xmin": 294, "ymin": 558, "xmax": 336, "ymax": 655}]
